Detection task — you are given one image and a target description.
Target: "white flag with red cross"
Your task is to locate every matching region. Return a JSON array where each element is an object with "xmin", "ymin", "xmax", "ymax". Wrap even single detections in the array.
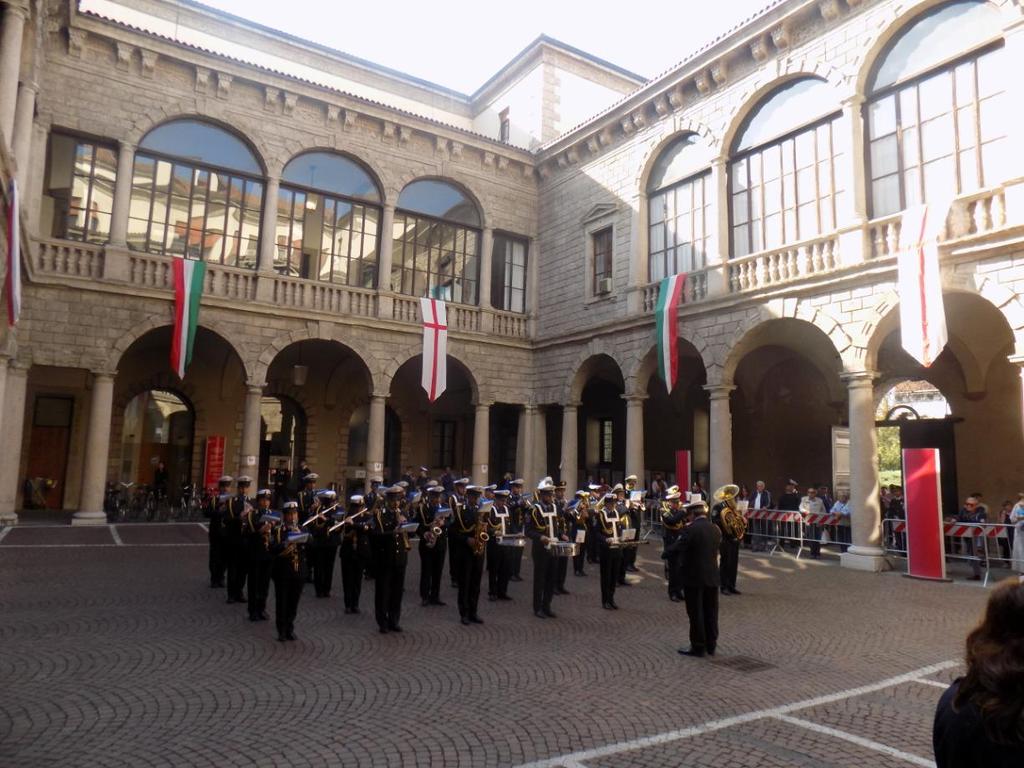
[
  {"xmin": 420, "ymin": 298, "xmax": 448, "ymax": 402},
  {"xmin": 897, "ymin": 202, "xmax": 949, "ymax": 368}
]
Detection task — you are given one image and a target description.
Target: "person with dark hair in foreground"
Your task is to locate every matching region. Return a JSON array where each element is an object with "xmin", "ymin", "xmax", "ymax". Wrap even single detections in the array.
[{"xmin": 933, "ymin": 577, "xmax": 1024, "ymax": 767}]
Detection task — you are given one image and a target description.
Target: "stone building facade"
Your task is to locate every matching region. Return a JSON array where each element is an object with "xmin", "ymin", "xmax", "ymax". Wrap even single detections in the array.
[{"xmin": 1, "ymin": 0, "xmax": 1023, "ymax": 572}]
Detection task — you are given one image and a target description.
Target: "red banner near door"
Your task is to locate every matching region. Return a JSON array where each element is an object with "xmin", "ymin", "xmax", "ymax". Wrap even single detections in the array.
[
  {"xmin": 675, "ymin": 450, "xmax": 691, "ymax": 492},
  {"xmin": 903, "ymin": 447, "xmax": 947, "ymax": 581},
  {"xmin": 203, "ymin": 436, "xmax": 226, "ymax": 491}
]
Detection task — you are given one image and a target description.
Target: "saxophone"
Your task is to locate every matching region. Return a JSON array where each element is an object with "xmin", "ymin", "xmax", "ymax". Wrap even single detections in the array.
[{"xmin": 469, "ymin": 505, "xmax": 490, "ymax": 557}]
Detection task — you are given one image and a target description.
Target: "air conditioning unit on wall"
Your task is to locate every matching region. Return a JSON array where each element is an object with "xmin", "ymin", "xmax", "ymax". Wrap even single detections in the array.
[{"xmin": 596, "ymin": 277, "xmax": 613, "ymax": 295}]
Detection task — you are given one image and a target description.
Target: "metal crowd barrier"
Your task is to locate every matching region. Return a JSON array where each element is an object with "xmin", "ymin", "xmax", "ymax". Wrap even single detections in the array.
[
  {"xmin": 742, "ymin": 509, "xmax": 852, "ymax": 559},
  {"xmin": 882, "ymin": 518, "xmax": 1014, "ymax": 586}
]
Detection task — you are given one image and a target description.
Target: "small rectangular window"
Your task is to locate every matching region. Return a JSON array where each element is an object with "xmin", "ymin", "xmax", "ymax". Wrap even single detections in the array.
[
  {"xmin": 45, "ymin": 133, "xmax": 117, "ymax": 244},
  {"xmin": 599, "ymin": 418, "xmax": 614, "ymax": 464},
  {"xmin": 499, "ymin": 108, "xmax": 510, "ymax": 143},
  {"xmin": 434, "ymin": 420, "xmax": 456, "ymax": 469},
  {"xmin": 592, "ymin": 227, "xmax": 613, "ymax": 295},
  {"xmin": 490, "ymin": 233, "xmax": 528, "ymax": 313}
]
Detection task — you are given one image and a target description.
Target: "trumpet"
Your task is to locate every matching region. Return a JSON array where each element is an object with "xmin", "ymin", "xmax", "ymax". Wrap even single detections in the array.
[
  {"xmin": 302, "ymin": 501, "xmax": 339, "ymax": 528},
  {"xmin": 327, "ymin": 506, "xmax": 368, "ymax": 534}
]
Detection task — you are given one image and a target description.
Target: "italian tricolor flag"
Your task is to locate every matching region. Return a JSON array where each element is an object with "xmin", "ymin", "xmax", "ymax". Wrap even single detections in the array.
[
  {"xmin": 171, "ymin": 257, "xmax": 206, "ymax": 379},
  {"xmin": 655, "ymin": 273, "xmax": 686, "ymax": 391}
]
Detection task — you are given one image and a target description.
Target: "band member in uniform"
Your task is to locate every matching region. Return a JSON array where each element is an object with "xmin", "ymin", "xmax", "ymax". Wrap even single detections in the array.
[
  {"xmin": 711, "ymin": 484, "xmax": 745, "ymax": 596},
  {"xmin": 596, "ymin": 492, "xmax": 624, "ymax": 610},
  {"xmin": 447, "ymin": 477, "xmax": 470, "ymax": 589},
  {"xmin": 224, "ymin": 475, "xmax": 252, "ymax": 604},
  {"xmin": 297, "ymin": 472, "xmax": 319, "ymax": 584},
  {"xmin": 487, "ymin": 489, "xmax": 515, "ymax": 601},
  {"xmin": 614, "ymin": 484, "xmax": 634, "ymax": 588},
  {"xmin": 660, "ymin": 486, "xmax": 687, "ymax": 602},
  {"xmin": 366, "ymin": 485, "xmax": 409, "ymax": 633},
  {"xmin": 585, "ymin": 484, "xmax": 602, "ymax": 565},
  {"xmin": 270, "ymin": 459, "xmax": 291, "ymax": 508},
  {"xmin": 362, "ymin": 477, "xmax": 383, "ymax": 581},
  {"xmin": 570, "ymin": 490, "xmax": 590, "ymax": 577},
  {"xmin": 668, "ymin": 500, "xmax": 721, "ymax": 657},
  {"xmin": 270, "ymin": 501, "xmax": 307, "ymax": 641},
  {"xmin": 242, "ymin": 488, "xmax": 275, "ymax": 621},
  {"xmin": 451, "ymin": 485, "xmax": 489, "ymax": 625},
  {"xmin": 554, "ymin": 482, "xmax": 572, "ymax": 595},
  {"xmin": 417, "ymin": 485, "xmax": 448, "ymax": 607},
  {"xmin": 623, "ymin": 474, "xmax": 641, "ymax": 575},
  {"xmin": 307, "ymin": 489, "xmax": 338, "ymax": 598},
  {"xmin": 203, "ymin": 475, "xmax": 232, "ymax": 588},
  {"xmin": 508, "ymin": 479, "xmax": 527, "ymax": 581},
  {"xmin": 337, "ymin": 494, "xmax": 367, "ymax": 614},
  {"xmin": 525, "ymin": 481, "xmax": 566, "ymax": 619}
]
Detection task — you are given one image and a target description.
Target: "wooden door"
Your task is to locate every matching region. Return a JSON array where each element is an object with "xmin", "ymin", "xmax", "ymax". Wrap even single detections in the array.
[{"xmin": 26, "ymin": 396, "xmax": 74, "ymax": 509}]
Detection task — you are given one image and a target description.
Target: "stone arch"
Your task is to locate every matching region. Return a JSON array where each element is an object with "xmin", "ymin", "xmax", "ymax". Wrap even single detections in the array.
[
  {"xmin": 126, "ymin": 106, "xmax": 274, "ymax": 175},
  {"xmin": 392, "ymin": 172, "xmax": 489, "ymax": 229},
  {"xmin": 851, "ymin": 0, "xmax": 1020, "ymax": 100},
  {"xmin": 278, "ymin": 144, "xmax": 389, "ymax": 205},
  {"xmin": 108, "ymin": 314, "xmax": 254, "ymax": 382},
  {"xmin": 566, "ymin": 341, "xmax": 627, "ymax": 403},
  {"xmin": 716, "ymin": 65, "xmax": 850, "ymax": 160},
  {"xmin": 382, "ymin": 344, "xmax": 482, "ymax": 403},
  {"xmin": 252, "ymin": 327, "xmax": 381, "ymax": 392},
  {"xmin": 636, "ymin": 120, "xmax": 719, "ymax": 197},
  {"xmin": 262, "ymin": 381, "xmax": 318, "ymax": 468},
  {"xmin": 625, "ymin": 332, "xmax": 712, "ymax": 397}
]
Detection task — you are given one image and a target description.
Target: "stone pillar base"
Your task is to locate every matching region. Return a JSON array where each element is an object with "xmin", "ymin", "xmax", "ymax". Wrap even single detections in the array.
[
  {"xmin": 840, "ymin": 548, "xmax": 890, "ymax": 572},
  {"xmin": 0, "ymin": 512, "xmax": 18, "ymax": 526},
  {"xmin": 71, "ymin": 511, "xmax": 108, "ymax": 526}
]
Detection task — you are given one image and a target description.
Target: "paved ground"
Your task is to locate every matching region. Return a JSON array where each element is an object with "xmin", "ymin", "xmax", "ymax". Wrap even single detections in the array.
[{"xmin": 0, "ymin": 524, "xmax": 1003, "ymax": 767}]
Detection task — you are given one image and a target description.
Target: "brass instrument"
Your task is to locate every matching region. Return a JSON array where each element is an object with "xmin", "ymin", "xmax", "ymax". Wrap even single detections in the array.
[
  {"xmin": 713, "ymin": 483, "xmax": 747, "ymax": 540},
  {"xmin": 469, "ymin": 506, "xmax": 490, "ymax": 557},
  {"xmin": 301, "ymin": 501, "xmax": 339, "ymax": 528},
  {"xmin": 422, "ymin": 506, "xmax": 451, "ymax": 549},
  {"xmin": 327, "ymin": 506, "xmax": 369, "ymax": 534}
]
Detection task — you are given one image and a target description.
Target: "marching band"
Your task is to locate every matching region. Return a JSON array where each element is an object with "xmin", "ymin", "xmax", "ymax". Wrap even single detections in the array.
[{"xmin": 203, "ymin": 469, "xmax": 733, "ymax": 640}]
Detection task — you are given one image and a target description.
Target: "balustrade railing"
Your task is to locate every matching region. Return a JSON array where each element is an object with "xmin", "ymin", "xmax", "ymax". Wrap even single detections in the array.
[
  {"xmin": 728, "ymin": 234, "xmax": 839, "ymax": 293},
  {"xmin": 35, "ymin": 239, "xmax": 104, "ymax": 279},
  {"xmin": 271, "ymin": 274, "xmax": 376, "ymax": 317},
  {"xmin": 491, "ymin": 309, "xmax": 528, "ymax": 339},
  {"xmin": 640, "ymin": 268, "xmax": 710, "ymax": 313}
]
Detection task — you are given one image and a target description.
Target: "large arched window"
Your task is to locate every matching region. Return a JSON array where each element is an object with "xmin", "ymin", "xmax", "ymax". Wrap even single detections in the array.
[
  {"xmin": 647, "ymin": 133, "xmax": 712, "ymax": 281},
  {"xmin": 393, "ymin": 180, "xmax": 482, "ymax": 304},
  {"xmin": 128, "ymin": 119, "xmax": 264, "ymax": 267},
  {"xmin": 867, "ymin": 0, "xmax": 1006, "ymax": 217},
  {"xmin": 729, "ymin": 77, "xmax": 844, "ymax": 258},
  {"xmin": 275, "ymin": 152, "xmax": 382, "ymax": 286}
]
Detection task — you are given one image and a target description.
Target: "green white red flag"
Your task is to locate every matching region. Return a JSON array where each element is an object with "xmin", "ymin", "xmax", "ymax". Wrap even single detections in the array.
[
  {"xmin": 655, "ymin": 273, "xmax": 686, "ymax": 391},
  {"xmin": 171, "ymin": 257, "xmax": 206, "ymax": 378}
]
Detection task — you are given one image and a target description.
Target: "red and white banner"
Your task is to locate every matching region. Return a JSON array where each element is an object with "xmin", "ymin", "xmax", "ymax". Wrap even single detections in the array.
[
  {"xmin": 897, "ymin": 203, "xmax": 948, "ymax": 367},
  {"xmin": 675, "ymin": 449, "xmax": 691, "ymax": 492},
  {"xmin": 420, "ymin": 297, "xmax": 447, "ymax": 402},
  {"xmin": 203, "ymin": 435, "xmax": 226, "ymax": 491},
  {"xmin": 6, "ymin": 178, "xmax": 20, "ymax": 326},
  {"xmin": 903, "ymin": 447, "xmax": 947, "ymax": 581}
]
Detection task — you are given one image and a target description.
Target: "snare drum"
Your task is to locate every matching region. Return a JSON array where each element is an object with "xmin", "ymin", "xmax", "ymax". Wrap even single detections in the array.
[
  {"xmin": 498, "ymin": 534, "xmax": 526, "ymax": 548},
  {"xmin": 549, "ymin": 541, "xmax": 581, "ymax": 558}
]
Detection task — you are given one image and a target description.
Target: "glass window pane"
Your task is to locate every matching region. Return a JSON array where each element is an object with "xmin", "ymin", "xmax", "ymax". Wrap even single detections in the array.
[
  {"xmin": 978, "ymin": 94, "xmax": 1007, "ymax": 143},
  {"xmin": 958, "ymin": 148, "xmax": 979, "ymax": 191},
  {"xmin": 976, "ymin": 47, "xmax": 1006, "ymax": 99},
  {"xmin": 918, "ymin": 72, "xmax": 953, "ymax": 120},
  {"xmin": 899, "ymin": 88, "xmax": 919, "ymax": 126},
  {"xmin": 649, "ymin": 193, "xmax": 666, "ymax": 225},
  {"xmin": 734, "ymin": 77, "xmax": 838, "ymax": 151},
  {"xmin": 281, "ymin": 151, "xmax": 380, "ymax": 201},
  {"xmin": 868, "ymin": 96, "xmax": 897, "ymax": 137},
  {"xmin": 956, "ymin": 107, "xmax": 976, "ymax": 149},
  {"xmin": 980, "ymin": 138, "xmax": 1006, "ymax": 186},
  {"xmin": 903, "ymin": 168, "xmax": 922, "ymax": 207},
  {"xmin": 139, "ymin": 119, "xmax": 261, "ymax": 175},
  {"xmin": 920, "ymin": 115, "xmax": 954, "ymax": 162},
  {"xmin": 732, "ymin": 192, "xmax": 749, "ymax": 225},
  {"xmin": 922, "ymin": 157, "xmax": 955, "ymax": 202}
]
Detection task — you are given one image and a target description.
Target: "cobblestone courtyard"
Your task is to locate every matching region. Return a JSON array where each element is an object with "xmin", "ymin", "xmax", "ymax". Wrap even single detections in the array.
[{"xmin": 0, "ymin": 524, "xmax": 994, "ymax": 767}]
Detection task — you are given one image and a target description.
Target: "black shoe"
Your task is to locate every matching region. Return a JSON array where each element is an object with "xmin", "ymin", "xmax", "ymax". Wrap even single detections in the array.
[
  {"xmin": 259, "ymin": 611, "xmax": 269, "ymax": 620},
  {"xmin": 379, "ymin": 626, "xmax": 389, "ymax": 634},
  {"xmin": 430, "ymin": 600, "xmax": 447, "ymax": 607},
  {"xmin": 286, "ymin": 631, "xmax": 297, "ymax": 641},
  {"xmin": 617, "ymin": 580, "xmax": 630, "ymax": 587},
  {"xmin": 626, "ymin": 566, "xmax": 639, "ymax": 573},
  {"xmin": 388, "ymin": 624, "xmax": 403, "ymax": 633},
  {"xmin": 720, "ymin": 587, "xmax": 728, "ymax": 595},
  {"xmin": 450, "ymin": 582, "xmax": 459, "ymax": 588},
  {"xmin": 608, "ymin": 602, "xmax": 619, "ymax": 610},
  {"xmin": 678, "ymin": 648, "xmax": 705, "ymax": 658},
  {"xmin": 498, "ymin": 595, "xmax": 512, "ymax": 601},
  {"xmin": 553, "ymin": 588, "xmax": 567, "ymax": 596},
  {"xmin": 248, "ymin": 614, "xmax": 259, "ymax": 622},
  {"xmin": 708, "ymin": 648, "xmax": 716, "ymax": 657},
  {"xmin": 226, "ymin": 597, "xmax": 237, "ymax": 604},
  {"xmin": 488, "ymin": 595, "xmax": 497, "ymax": 601},
  {"xmin": 669, "ymin": 594, "xmax": 681, "ymax": 603},
  {"xmin": 461, "ymin": 617, "xmax": 471, "ymax": 626},
  {"xmin": 469, "ymin": 616, "xmax": 483, "ymax": 624},
  {"xmin": 728, "ymin": 588, "xmax": 742, "ymax": 595},
  {"xmin": 603, "ymin": 602, "xmax": 614, "ymax": 610},
  {"xmin": 511, "ymin": 575, "xmax": 523, "ymax": 582},
  {"xmin": 352, "ymin": 607, "xmax": 361, "ymax": 614},
  {"xmin": 277, "ymin": 633, "xmax": 287, "ymax": 642},
  {"xmin": 534, "ymin": 610, "xmax": 547, "ymax": 619},
  {"xmin": 422, "ymin": 599, "xmax": 430, "ymax": 607},
  {"xmin": 344, "ymin": 607, "xmax": 353, "ymax": 614},
  {"xmin": 542, "ymin": 610, "xmax": 556, "ymax": 619}
]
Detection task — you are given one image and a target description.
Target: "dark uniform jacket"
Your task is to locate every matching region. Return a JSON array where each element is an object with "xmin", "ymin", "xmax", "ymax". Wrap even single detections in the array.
[{"xmin": 670, "ymin": 516, "xmax": 722, "ymax": 588}]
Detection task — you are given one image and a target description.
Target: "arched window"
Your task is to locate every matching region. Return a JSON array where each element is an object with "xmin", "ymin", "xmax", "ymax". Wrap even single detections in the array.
[
  {"xmin": 866, "ymin": 0, "xmax": 1006, "ymax": 217},
  {"xmin": 394, "ymin": 180, "xmax": 482, "ymax": 304},
  {"xmin": 129, "ymin": 119, "xmax": 264, "ymax": 267},
  {"xmin": 275, "ymin": 152, "xmax": 383, "ymax": 286},
  {"xmin": 729, "ymin": 77, "xmax": 843, "ymax": 257},
  {"xmin": 647, "ymin": 133, "xmax": 712, "ymax": 281}
]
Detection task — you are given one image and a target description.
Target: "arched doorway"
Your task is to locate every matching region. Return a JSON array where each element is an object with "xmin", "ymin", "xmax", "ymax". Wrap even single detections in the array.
[
  {"xmin": 573, "ymin": 355, "xmax": 625, "ymax": 486},
  {"xmin": 259, "ymin": 396, "xmax": 306, "ymax": 491},
  {"xmin": 119, "ymin": 389, "xmax": 194, "ymax": 500}
]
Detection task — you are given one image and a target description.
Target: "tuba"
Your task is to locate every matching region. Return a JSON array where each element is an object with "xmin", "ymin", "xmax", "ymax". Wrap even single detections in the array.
[{"xmin": 713, "ymin": 484, "xmax": 747, "ymax": 540}]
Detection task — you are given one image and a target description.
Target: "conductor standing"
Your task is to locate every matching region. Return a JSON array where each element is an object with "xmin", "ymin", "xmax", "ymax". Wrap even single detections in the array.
[{"xmin": 668, "ymin": 500, "xmax": 721, "ymax": 658}]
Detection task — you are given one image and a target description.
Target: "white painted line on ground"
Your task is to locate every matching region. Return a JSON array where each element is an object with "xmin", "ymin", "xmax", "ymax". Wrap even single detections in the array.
[
  {"xmin": 512, "ymin": 660, "xmax": 956, "ymax": 768},
  {"xmin": 108, "ymin": 525, "xmax": 124, "ymax": 546},
  {"xmin": 0, "ymin": 543, "xmax": 204, "ymax": 549},
  {"xmin": 197, "ymin": 522, "xmax": 209, "ymax": 532},
  {"xmin": 774, "ymin": 714, "xmax": 935, "ymax": 767},
  {"xmin": 912, "ymin": 678, "xmax": 950, "ymax": 690},
  {"xmin": 0, "ymin": 526, "xmax": 11, "ymax": 544}
]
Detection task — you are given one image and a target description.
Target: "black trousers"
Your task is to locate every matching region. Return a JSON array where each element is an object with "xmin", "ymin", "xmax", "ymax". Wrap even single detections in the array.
[
  {"xmin": 419, "ymin": 538, "xmax": 447, "ymax": 602},
  {"xmin": 273, "ymin": 575, "xmax": 303, "ymax": 636},
  {"xmin": 449, "ymin": 537, "xmax": 464, "ymax": 587},
  {"xmin": 373, "ymin": 561, "xmax": 406, "ymax": 630},
  {"xmin": 486, "ymin": 541, "xmax": 512, "ymax": 598},
  {"xmin": 586, "ymin": 527, "xmax": 600, "ymax": 563},
  {"xmin": 556, "ymin": 555, "xmax": 569, "ymax": 590},
  {"xmin": 339, "ymin": 543, "xmax": 363, "ymax": 610},
  {"xmin": 226, "ymin": 538, "xmax": 247, "ymax": 600},
  {"xmin": 511, "ymin": 545, "xmax": 524, "ymax": 577},
  {"xmin": 312, "ymin": 544, "xmax": 337, "ymax": 597},
  {"xmin": 682, "ymin": 585, "xmax": 719, "ymax": 653},
  {"xmin": 599, "ymin": 544, "xmax": 623, "ymax": 605},
  {"xmin": 572, "ymin": 545, "xmax": 587, "ymax": 575},
  {"xmin": 665, "ymin": 551, "xmax": 683, "ymax": 597},
  {"xmin": 532, "ymin": 543, "xmax": 557, "ymax": 613},
  {"xmin": 458, "ymin": 548, "xmax": 485, "ymax": 618},
  {"xmin": 719, "ymin": 539, "xmax": 740, "ymax": 591},
  {"xmin": 247, "ymin": 558, "xmax": 272, "ymax": 618},
  {"xmin": 208, "ymin": 532, "xmax": 226, "ymax": 587}
]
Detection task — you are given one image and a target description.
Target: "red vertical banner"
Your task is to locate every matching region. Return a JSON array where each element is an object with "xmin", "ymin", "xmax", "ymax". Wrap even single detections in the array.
[
  {"xmin": 903, "ymin": 447, "xmax": 947, "ymax": 581},
  {"xmin": 675, "ymin": 450, "xmax": 691, "ymax": 492},
  {"xmin": 203, "ymin": 436, "xmax": 226, "ymax": 491}
]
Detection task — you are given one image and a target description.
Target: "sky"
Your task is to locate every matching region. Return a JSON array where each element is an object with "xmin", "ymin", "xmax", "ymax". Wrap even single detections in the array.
[{"xmin": 193, "ymin": 0, "xmax": 772, "ymax": 94}]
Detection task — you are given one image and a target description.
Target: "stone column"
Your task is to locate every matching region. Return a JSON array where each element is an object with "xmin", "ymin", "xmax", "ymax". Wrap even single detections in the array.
[
  {"xmin": 626, "ymin": 195, "xmax": 645, "ymax": 314},
  {"xmin": 0, "ymin": 358, "xmax": 22, "ymax": 525},
  {"xmin": 623, "ymin": 394, "xmax": 647, "ymax": 483},
  {"xmin": 108, "ymin": 141, "xmax": 136, "ymax": 248},
  {"xmin": 471, "ymin": 402, "xmax": 490, "ymax": 483},
  {"xmin": 238, "ymin": 384, "xmax": 263, "ymax": 478},
  {"xmin": 377, "ymin": 203, "xmax": 396, "ymax": 316},
  {"xmin": 258, "ymin": 175, "xmax": 280, "ymax": 273},
  {"xmin": 478, "ymin": 227, "xmax": 494, "ymax": 308},
  {"xmin": 560, "ymin": 402, "xmax": 579, "ymax": 487},
  {"xmin": 705, "ymin": 157, "xmax": 730, "ymax": 297},
  {"xmin": 840, "ymin": 371, "xmax": 888, "ymax": 572},
  {"xmin": 72, "ymin": 372, "xmax": 116, "ymax": 526},
  {"xmin": 365, "ymin": 394, "xmax": 386, "ymax": 490},
  {"xmin": 0, "ymin": 1, "xmax": 28, "ymax": 144},
  {"xmin": 704, "ymin": 384, "xmax": 734, "ymax": 492},
  {"xmin": 11, "ymin": 79, "xmax": 35, "ymax": 178},
  {"xmin": 518, "ymin": 404, "xmax": 536, "ymax": 484},
  {"xmin": 836, "ymin": 94, "xmax": 869, "ymax": 267},
  {"xmin": 533, "ymin": 406, "xmax": 547, "ymax": 482},
  {"xmin": 525, "ymin": 237, "xmax": 539, "ymax": 335}
]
